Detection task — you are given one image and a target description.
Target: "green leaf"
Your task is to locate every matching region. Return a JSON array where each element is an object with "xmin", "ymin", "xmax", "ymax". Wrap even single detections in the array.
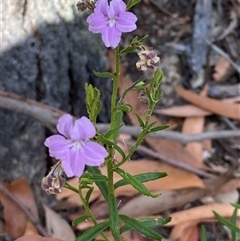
[
  {"xmin": 114, "ymin": 172, "xmax": 167, "ymax": 189},
  {"xmin": 64, "ymin": 182, "xmax": 79, "ymax": 194},
  {"xmin": 120, "ymin": 46, "xmax": 137, "ymax": 55},
  {"xmin": 111, "ymin": 110, "xmax": 123, "ymax": 142},
  {"xmin": 85, "ymin": 187, "xmax": 94, "ymax": 204},
  {"xmin": 93, "ymin": 70, "xmax": 113, "ymax": 79},
  {"xmin": 120, "ymin": 217, "xmax": 171, "ymax": 233},
  {"xmin": 126, "ymin": 0, "xmax": 142, "ymax": 10},
  {"xmin": 114, "ymin": 168, "xmax": 159, "ymax": 198},
  {"xmin": 113, "ymin": 144, "xmax": 126, "ymax": 159},
  {"xmin": 108, "ymin": 193, "xmax": 120, "ymax": 239},
  {"xmin": 87, "ymin": 167, "xmax": 108, "ymax": 201},
  {"xmin": 200, "ymin": 225, "xmax": 208, "ymax": 241},
  {"xmin": 81, "ymin": 172, "xmax": 108, "ymax": 183},
  {"xmin": 72, "ymin": 214, "xmax": 91, "ymax": 226},
  {"xmin": 213, "ymin": 211, "xmax": 240, "ymax": 233},
  {"xmin": 231, "ymin": 207, "xmax": 238, "ymax": 241},
  {"xmin": 231, "ymin": 203, "xmax": 240, "ymax": 209},
  {"xmin": 135, "ymin": 113, "xmax": 145, "ymax": 127},
  {"xmin": 96, "ymin": 133, "xmax": 115, "ymax": 145},
  {"xmin": 149, "ymin": 125, "xmax": 170, "ymax": 133},
  {"xmin": 115, "ymin": 104, "xmax": 132, "ymax": 113},
  {"xmin": 75, "ymin": 221, "xmax": 110, "ymax": 241},
  {"xmin": 119, "ymin": 214, "xmax": 163, "ymax": 240}
]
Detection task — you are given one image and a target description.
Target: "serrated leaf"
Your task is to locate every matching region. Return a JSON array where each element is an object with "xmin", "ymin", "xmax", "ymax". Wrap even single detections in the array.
[
  {"xmin": 93, "ymin": 70, "xmax": 113, "ymax": 79},
  {"xmin": 213, "ymin": 211, "xmax": 240, "ymax": 233},
  {"xmin": 114, "ymin": 172, "xmax": 167, "ymax": 189},
  {"xmin": 119, "ymin": 214, "xmax": 163, "ymax": 240},
  {"xmin": 114, "ymin": 168, "xmax": 159, "ymax": 198},
  {"xmin": 120, "ymin": 217, "xmax": 171, "ymax": 233},
  {"xmin": 75, "ymin": 221, "xmax": 110, "ymax": 241},
  {"xmin": 72, "ymin": 214, "xmax": 91, "ymax": 226},
  {"xmin": 200, "ymin": 225, "xmax": 208, "ymax": 241},
  {"xmin": 87, "ymin": 167, "xmax": 108, "ymax": 201}
]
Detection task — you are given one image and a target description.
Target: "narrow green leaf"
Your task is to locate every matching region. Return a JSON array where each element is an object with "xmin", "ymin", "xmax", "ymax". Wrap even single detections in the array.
[
  {"xmin": 200, "ymin": 225, "xmax": 208, "ymax": 241},
  {"xmin": 112, "ymin": 110, "xmax": 123, "ymax": 142},
  {"xmin": 149, "ymin": 125, "xmax": 170, "ymax": 133},
  {"xmin": 135, "ymin": 113, "xmax": 145, "ymax": 127},
  {"xmin": 115, "ymin": 104, "xmax": 132, "ymax": 113},
  {"xmin": 231, "ymin": 208, "xmax": 238, "ymax": 241},
  {"xmin": 81, "ymin": 172, "xmax": 108, "ymax": 182},
  {"xmin": 64, "ymin": 182, "xmax": 79, "ymax": 194},
  {"xmin": 96, "ymin": 133, "xmax": 115, "ymax": 145},
  {"xmin": 120, "ymin": 217, "xmax": 171, "ymax": 233},
  {"xmin": 231, "ymin": 203, "xmax": 240, "ymax": 209},
  {"xmin": 75, "ymin": 221, "xmax": 110, "ymax": 241},
  {"xmin": 213, "ymin": 211, "xmax": 240, "ymax": 233},
  {"xmin": 72, "ymin": 214, "xmax": 91, "ymax": 226},
  {"xmin": 119, "ymin": 214, "xmax": 163, "ymax": 240},
  {"xmin": 126, "ymin": 0, "xmax": 142, "ymax": 10},
  {"xmin": 87, "ymin": 167, "xmax": 108, "ymax": 201},
  {"xmin": 85, "ymin": 187, "xmax": 94, "ymax": 203},
  {"xmin": 114, "ymin": 172, "xmax": 167, "ymax": 189},
  {"xmin": 120, "ymin": 46, "xmax": 136, "ymax": 55},
  {"xmin": 93, "ymin": 70, "xmax": 113, "ymax": 79},
  {"xmin": 115, "ymin": 168, "xmax": 159, "ymax": 198},
  {"xmin": 113, "ymin": 144, "xmax": 126, "ymax": 159},
  {"xmin": 108, "ymin": 193, "xmax": 120, "ymax": 239}
]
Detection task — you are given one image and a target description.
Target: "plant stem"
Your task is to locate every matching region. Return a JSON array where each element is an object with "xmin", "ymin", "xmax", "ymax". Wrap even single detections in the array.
[
  {"xmin": 106, "ymin": 48, "xmax": 121, "ymax": 241},
  {"xmin": 78, "ymin": 184, "xmax": 109, "ymax": 241}
]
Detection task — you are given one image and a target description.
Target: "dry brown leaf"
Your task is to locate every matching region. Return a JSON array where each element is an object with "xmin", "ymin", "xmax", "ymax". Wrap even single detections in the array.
[
  {"xmin": 170, "ymin": 221, "xmax": 199, "ymax": 241},
  {"xmin": 108, "ymin": 50, "xmax": 203, "ymax": 174},
  {"xmin": 43, "ymin": 204, "xmax": 76, "ymax": 241},
  {"xmin": 15, "ymin": 235, "xmax": 64, "ymax": 241},
  {"xmin": 154, "ymin": 105, "xmax": 211, "ymax": 117},
  {"xmin": 213, "ymin": 57, "xmax": 235, "ymax": 82},
  {"xmin": 181, "ymin": 87, "xmax": 207, "ymax": 168},
  {"xmin": 23, "ymin": 221, "xmax": 39, "ymax": 236},
  {"xmin": 0, "ymin": 178, "xmax": 39, "ymax": 238},
  {"xmin": 164, "ymin": 203, "xmax": 238, "ymax": 226},
  {"xmin": 174, "ymin": 85, "xmax": 240, "ymax": 120}
]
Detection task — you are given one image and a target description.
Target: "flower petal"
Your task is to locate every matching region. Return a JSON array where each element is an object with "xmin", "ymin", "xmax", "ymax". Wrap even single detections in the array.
[
  {"xmin": 44, "ymin": 135, "xmax": 71, "ymax": 160},
  {"xmin": 95, "ymin": 0, "xmax": 109, "ymax": 15},
  {"xmin": 70, "ymin": 117, "xmax": 96, "ymax": 141},
  {"xmin": 56, "ymin": 114, "xmax": 73, "ymax": 137},
  {"xmin": 69, "ymin": 150, "xmax": 86, "ymax": 177},
  {"xmin": 116, "ymin": 12, "xmax": 137, "ymax": 32},
  {"xmin": 61, "ymin": 159, "xmax": 74, "ymax": 177},
  {"xmin": 110, "ymin": 0, "xmax": 126, "ymax": 16},
  {"xmin": 87, "ymin": 13, "xmax": 108, "ymax": 33},
  {"xmin": 101, "ymin": 27, "xmax": 121, "ymax": 48},
  {"xmin": 82, "ymin": 141, "xmax": 108, "ymax": 166}
]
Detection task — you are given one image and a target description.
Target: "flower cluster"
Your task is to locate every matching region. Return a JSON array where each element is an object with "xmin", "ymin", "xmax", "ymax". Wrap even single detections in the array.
[
  {"xmin": 86, "ymin": 0, "xmax": 137, "ymax": 48},
  {"xmin": 44, "ymin": 114, "xmax": 108, "ymax": 177},
  {"xmin": 136, "ymin": 46, "xmax": 160, "ymax": 71}
]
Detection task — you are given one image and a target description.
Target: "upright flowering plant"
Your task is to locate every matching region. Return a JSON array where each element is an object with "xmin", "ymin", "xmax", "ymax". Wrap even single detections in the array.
[{"xmin": 43, "ymin": 0, "xmax": 171, "ymax": 240}]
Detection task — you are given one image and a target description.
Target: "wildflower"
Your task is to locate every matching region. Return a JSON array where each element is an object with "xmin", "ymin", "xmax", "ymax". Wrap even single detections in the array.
[
  {"xmin": 136, "ymin": 46, "xmax": 160, "ymax": 71},
  {"xmin": 86, "ymin": 0, "xmax": 137, "ymax": 48},
  {"xmin": 44, "ymin": 114, "xmax": 108, "ymax": 177}
]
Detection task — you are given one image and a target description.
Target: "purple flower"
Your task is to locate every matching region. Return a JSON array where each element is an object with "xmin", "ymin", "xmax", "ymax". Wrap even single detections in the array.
[
  {"xmin": 86, "ymin": 0, "xmax": 137, "ymax": 48},
  {"xmin": 44, "ymin": 114, "xmax": 108, "ymax": 177}
]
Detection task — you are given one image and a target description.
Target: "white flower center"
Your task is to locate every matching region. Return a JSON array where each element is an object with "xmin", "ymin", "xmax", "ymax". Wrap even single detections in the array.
[
  {"xmin": 108, "ymin": 17, "xmax": 117, "ymax": 27},
  {"xmin": 72, "ymin": 140, "xmax": 83, "ymax": 151}
]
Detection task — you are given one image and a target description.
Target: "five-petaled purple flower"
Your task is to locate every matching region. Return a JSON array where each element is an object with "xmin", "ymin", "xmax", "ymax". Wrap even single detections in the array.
[
  {"xmin": 87, "ymin": 0, "xmax": 137, "ymax": 48},
  {"xmin": 44, "ymin": 114, "xmax": 108, "ymax": 177}
]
